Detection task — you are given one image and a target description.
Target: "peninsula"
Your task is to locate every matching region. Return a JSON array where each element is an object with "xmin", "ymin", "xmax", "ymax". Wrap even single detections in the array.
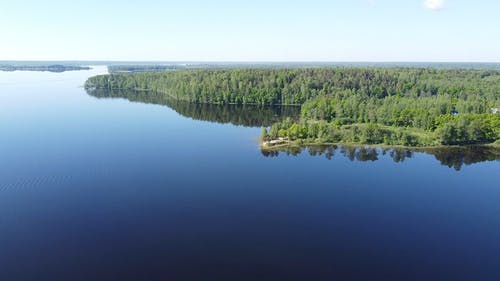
[{"xmin": 84, "ymin": 67, "xmax": 500, "ymax": 147}]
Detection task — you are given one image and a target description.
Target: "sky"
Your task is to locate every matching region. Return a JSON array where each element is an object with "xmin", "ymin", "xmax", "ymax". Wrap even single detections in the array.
[{"xmin": 0, "ymin": 0, "xmax": 499, "ymax": 62}]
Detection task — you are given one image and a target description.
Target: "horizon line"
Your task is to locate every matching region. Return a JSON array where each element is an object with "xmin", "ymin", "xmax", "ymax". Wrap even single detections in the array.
[{"xmin": 1, "ymin": 60, "xmax": 500, "ymax": 63}]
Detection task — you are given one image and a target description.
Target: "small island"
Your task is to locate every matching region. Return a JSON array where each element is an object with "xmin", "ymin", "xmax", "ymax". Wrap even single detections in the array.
[
  {"xmin": 85, "ymin": 67, "xmax": 500, "ymax": 148},
  {"xmin": 0, "ymin": 64, "xmax": 91, "ymax": 72}
]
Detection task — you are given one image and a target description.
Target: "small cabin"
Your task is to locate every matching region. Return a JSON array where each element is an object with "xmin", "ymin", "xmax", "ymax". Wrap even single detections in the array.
[
  {"xmin": 451, "ymin": 109, "xmax": 459, "ymax": 116},
  {"xmin": 492, "ymin": 108, "xmax": 499, "ymax": 114}
]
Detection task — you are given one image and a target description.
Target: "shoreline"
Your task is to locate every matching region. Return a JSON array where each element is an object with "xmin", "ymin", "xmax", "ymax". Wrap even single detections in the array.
[{"xmin": 260, "ymin": 138, "xmax": 500, "ymax": 151}]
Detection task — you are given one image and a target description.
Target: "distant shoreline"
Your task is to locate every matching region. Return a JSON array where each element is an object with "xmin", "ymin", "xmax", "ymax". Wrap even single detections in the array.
[
  {"xmin": 3, "ymin": 61, "xmax": 500, "ymax": 70},
  {"xmin": 0, "ymin": 64, "xmax": 91, "ymax": 73}
]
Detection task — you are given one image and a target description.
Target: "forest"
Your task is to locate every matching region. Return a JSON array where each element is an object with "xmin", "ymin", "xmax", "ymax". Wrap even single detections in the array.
[{"xmin": 85, "ymin": 67, "xmax": 500, "ymax": 147}]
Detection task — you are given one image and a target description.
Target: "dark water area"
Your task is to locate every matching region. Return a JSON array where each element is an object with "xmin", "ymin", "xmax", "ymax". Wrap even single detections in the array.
[
  {"xmin": 87, "ymin": 88, "xmax": 301, "ymax": 127},
  {"xmin": 264, "ymin": 145, "xmax": 500, "ymax": 171},
  {"xmin": 1, "ymin": 67, "xmax": 500, "ymax": 281}
]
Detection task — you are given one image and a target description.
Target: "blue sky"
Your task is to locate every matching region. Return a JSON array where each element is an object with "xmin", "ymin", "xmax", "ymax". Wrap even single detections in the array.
[{"xmin": 1, "ymin": 0, "xmax": 499, "ymax": 61}]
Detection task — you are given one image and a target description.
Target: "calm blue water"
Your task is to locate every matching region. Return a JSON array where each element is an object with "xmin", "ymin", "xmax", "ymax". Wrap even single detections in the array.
[{"xmin": 1, "ymin": 67, "xmax": 499, "ymax": 281}]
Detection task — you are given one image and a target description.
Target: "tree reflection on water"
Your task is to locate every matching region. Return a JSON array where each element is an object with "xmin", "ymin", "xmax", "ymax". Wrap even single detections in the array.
[
  {"xmin": 261, "ymin": 145, "xmax": 500, "ymax": 171},
  {"xmin": 87, "ymin": 88, "xmax": 300, "ymax": 127}
]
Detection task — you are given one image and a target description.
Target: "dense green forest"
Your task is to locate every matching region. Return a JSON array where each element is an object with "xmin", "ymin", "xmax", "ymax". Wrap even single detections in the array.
[
  {"xmin": 85, "ymin": 67, "xmax": 500, "ymax": 147},
  {"xmin": 263, "ymin": 97, "xmax": 500, "ymax": 146}
]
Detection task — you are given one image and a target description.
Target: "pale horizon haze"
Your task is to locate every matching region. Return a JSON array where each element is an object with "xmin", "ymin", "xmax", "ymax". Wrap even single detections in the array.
[{"xmin": 1, "ymin": 0, "xmax": 499, "ymax": 62}]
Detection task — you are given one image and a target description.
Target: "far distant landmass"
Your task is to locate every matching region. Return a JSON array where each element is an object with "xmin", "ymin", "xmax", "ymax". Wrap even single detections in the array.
[{"xmin": 0, "ymin": 64, "xmax": 91, "ymax": 72}]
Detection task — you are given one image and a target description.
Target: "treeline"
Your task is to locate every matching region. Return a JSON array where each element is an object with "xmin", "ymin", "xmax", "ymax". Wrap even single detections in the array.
[{"xmin": 108, "ymin": 65, "xmax": 183, "ymax": 73}]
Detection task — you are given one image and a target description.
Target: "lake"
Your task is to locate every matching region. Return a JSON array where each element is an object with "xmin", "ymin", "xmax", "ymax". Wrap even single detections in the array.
[{"xmin": 1, "ymin": 67, "xmax": 499, "ymax": 281}]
